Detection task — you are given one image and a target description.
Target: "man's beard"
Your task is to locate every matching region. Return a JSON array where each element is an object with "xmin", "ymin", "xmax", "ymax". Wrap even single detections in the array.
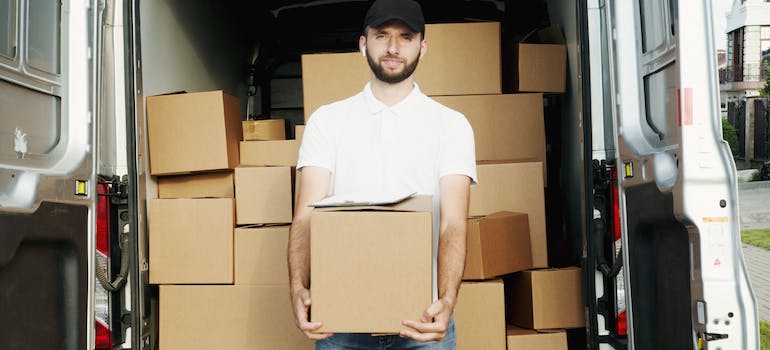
[{"xmin": 366, "ymin": 50, "xmax": 420, "ymax": 84}]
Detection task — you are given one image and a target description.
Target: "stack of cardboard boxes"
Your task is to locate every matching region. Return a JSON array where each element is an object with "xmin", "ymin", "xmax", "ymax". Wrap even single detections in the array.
[
  {"xmin": 301, "ymin": 21, "xmax": 583, "ymax": 348},
  {"xmin": 146, "ymin": 91, "xmax": 313, "ymax": 349},
  {"xmin": 145, "ymin": 20, "xmax": 580, "ymax": 349}
]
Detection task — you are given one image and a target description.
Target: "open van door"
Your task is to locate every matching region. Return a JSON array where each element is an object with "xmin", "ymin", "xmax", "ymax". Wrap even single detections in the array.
[
  {"xmin": 0, "ymin": 0, "xmax": 102, "ymax": 349},
  {"xmin": 605, "ymin": 0, "xmax": 759, "ymax": 348}
]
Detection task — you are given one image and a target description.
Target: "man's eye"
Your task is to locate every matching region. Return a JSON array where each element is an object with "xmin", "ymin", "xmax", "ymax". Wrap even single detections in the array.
[{"xmin": 402, "ymin": 35, "xmax": 413, "ymax": 40}]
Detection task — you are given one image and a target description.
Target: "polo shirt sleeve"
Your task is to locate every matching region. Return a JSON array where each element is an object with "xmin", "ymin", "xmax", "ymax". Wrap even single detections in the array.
[
  {"xmin": 439, "ymin": 114, "xmax": 478, "ymax": 185},
  {"xmin": 297, "ymin": 107, "xmax": 335, "ymax": 173}
]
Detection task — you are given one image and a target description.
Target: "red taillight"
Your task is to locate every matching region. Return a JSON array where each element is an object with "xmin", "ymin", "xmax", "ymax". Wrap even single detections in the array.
[
  {"xmin": 96, "ymin": 181, "xmax": 110, "ymax": 257},
  {"xmin": 95, "ymin": 179, "xmax": 113, "ymax": 349},
  {"xmin": 610, "ymin": 167, "xmax": 627, "ymax": 337},
  {"xmin": 617, "ymin": 310, "xmax": 628, "ymax": 336},
  {"xmin": 610, "ymin": 167, "xmax": 621, "ymax": 242},
  {"xmin": 95, "ymin": 319, "xmax": 112, "ymax": 350}
]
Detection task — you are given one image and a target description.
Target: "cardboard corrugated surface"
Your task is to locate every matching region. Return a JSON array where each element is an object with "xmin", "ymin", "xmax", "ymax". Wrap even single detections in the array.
[
  {"xmin": 431, "ymin": 94, "xmax": 546, "ymax": 173},
  {"xmin": 239, "ymin": 140, "xmax": 299, "ymax": 167},
  {"xmin": 296, "ymin": 124, "xmax": 305, "ymax": 145},
  {"xmin": 146, "ymin": 91, "xmax": 242, "ymax": 175},
  {"xmin": 301, "ymin": 52, "xmax": 369, "ymax": 121},
  {"xmin": 507, "ymin": 268, "xmax": 585, "ymax": 330},
  {"xmin": 242, "ymin": 119, "xmax": 286, "ymax": 141},
  {"xmin": 506, "ymin": 326, "xmax": 567, "ymax": 349},
  {"xmin": 517, "ymin": 43, "xmax": 567, "ymax": 93},
  {"xmin": 310, "ymin": 199, "xmax": 433, "ymax": 333},
  {"xmin": 234, "ymin": 166, "xmax": 293, "ymax": 225},
  {"xmin": 234, "ymin": 225, "xmax": 290, "ymax": 285},
  {"xmin": 463, "ymin": 212, "xmax": 532, "ymax": 280},
  {"xmin": 160, "ymin": 285, "xmax": 314, "ymax": 350},
  {"xmin": 157, "ymin": 172, "xmax": 234, "ymax": 199},
  {"xmin": 470, "ymin": 161, "xmax": 547, "ymax": 267},
  {"xmin": 148, "ymin": 198, "xmax": 234, "ymax": 284},
  {"xmin": 454, "ymin": 279, "xmax": 506, "ymax": 350}
]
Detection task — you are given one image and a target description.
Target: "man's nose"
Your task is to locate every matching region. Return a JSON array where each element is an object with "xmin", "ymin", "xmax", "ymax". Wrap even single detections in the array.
[{"xmin": 387, "ymin": 37, "xmax": 400, "ymax": 55}]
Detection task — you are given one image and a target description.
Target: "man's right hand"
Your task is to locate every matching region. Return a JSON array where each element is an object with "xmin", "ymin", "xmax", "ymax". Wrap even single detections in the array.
[{"xmin": 291, "ymin": 287, "xmax": 333, "ymax": 340}]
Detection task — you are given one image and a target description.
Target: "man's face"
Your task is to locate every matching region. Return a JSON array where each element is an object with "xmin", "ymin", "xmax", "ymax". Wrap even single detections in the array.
[{"xmin": 361, "ymin": 20, "xmax": 425, "ymax": 84}]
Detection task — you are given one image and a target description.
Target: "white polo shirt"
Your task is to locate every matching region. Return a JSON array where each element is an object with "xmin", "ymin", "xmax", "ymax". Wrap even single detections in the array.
[{"xmin": 297, "ymin": 82, "xmax": 477, "ymax": 299}]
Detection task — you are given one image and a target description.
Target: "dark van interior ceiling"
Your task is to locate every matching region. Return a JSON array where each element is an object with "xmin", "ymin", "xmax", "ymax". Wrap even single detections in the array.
[{"xmin": 222, "ymin": 0, "xmax": 549, "ymax": 55}]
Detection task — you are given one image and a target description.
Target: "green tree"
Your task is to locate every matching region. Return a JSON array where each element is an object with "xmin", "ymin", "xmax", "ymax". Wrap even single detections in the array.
[{"xmin": 722, "ymin": 118, "xmax": 740, "ymax": 158}]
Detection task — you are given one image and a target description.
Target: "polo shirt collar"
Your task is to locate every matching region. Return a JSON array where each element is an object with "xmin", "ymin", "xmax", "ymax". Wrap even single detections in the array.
[{"xmin": 363, "ymin": 82, "xmax": 424, "ymax": 116}]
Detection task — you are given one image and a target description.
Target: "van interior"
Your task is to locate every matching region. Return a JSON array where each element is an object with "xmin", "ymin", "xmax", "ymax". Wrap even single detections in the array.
[{"xmin": 114, "ymin": 0, "xmax": 692, "ymax": 349}]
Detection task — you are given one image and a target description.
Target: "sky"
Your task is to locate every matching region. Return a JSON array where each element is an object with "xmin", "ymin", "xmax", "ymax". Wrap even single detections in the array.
[{"xmin": 712, "ymin": 0, "xmax": 732, "ymax": 51}]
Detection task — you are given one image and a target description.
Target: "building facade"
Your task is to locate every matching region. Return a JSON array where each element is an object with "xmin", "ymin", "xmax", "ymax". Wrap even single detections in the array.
[{"xmin": 720, "ymin": 0, "xmax": 770, "ymax": 102}]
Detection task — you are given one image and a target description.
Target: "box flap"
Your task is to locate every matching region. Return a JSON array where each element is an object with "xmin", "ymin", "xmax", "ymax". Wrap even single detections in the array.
[
  {"xmin": 313, "ymin": 194, "xmax": 432, "ymax": 213},
  {"xmin": 506, "ymin": 325, "xmax": 537, "ymax": 336}
]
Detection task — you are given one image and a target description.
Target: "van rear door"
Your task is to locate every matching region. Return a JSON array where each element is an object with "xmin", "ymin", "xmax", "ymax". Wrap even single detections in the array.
[
  {"xmin": 607, "ymin": 0, "xmax": 759, "ymax": 348},
  {"xmin": 0, "ymin": 0, "xmax": 100, "ymax": 349}
]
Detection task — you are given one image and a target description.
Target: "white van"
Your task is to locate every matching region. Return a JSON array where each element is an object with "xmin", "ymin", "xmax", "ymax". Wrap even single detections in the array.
[{"xmin": 0, "ymin": 0, "xmax": 760, "ymax": 349}]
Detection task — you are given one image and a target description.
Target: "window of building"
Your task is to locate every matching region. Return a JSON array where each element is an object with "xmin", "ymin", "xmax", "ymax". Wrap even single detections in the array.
[
  {"xmin": 761, "ymin": 26, "xmax": 770, "ymax": 61},
  {"xmin": 729, "ymin": 28, "xmax": 744, "ymax": 82}
]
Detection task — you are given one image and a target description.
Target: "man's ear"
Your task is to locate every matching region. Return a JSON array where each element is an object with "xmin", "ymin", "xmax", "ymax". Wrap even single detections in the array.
[
  {"xmin": 359, "ymin": 35, "xmax": 367, "ymax": 57},
  {"xmin": 419, "ymin": 39, "xmax": 427, "ymax": 60}
]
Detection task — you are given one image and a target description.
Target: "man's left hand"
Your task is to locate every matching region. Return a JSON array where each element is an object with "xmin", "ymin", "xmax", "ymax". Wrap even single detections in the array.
[{"xmin": 400, "ymin": 297, "xmax": 453, "ymax": 342}]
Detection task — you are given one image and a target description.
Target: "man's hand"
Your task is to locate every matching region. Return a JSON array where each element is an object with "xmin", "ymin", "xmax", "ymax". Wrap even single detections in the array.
[
  {"xmin": 400, "ymin": 297, "xmax": 453, "ymax": 342},
  {"xmin": 291, "ymin": 287, "xmax": 333, "ymax": 340}
]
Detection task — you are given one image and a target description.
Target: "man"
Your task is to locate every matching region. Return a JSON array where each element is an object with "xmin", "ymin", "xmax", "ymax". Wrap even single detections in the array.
[{"xmin": 288, "ymin": 0, "xmax": 477, "ymax": 348}]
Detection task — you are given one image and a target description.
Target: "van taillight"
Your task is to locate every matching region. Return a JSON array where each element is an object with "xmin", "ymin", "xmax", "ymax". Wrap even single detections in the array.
[
  {"xmin": 617, "ymin": 309, "xmax": 628, "ymax": 336},
  {"xmin": 97, "ymin": 181, "xmax": 110, "ymax": 257},
  {"xmin": 95, "ymin": 179, "xmax": 112, "ymax": 349},
  {"xmin": 610, "ymin": 167, "xmax": 627, "ymax": 337},
  {"xmin": 95, "ymin": 319, "xmax": 112, "ymax": 349}
]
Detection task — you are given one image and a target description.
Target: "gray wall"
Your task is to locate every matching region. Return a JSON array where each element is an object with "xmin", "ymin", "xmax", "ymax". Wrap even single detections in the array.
[{"xmin": 139, "ymin": 0, "xmax": 250, "ymax": 105}]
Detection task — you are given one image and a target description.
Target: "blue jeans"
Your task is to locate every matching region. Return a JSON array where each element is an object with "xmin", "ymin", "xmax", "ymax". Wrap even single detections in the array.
[{"xmin": 315, "ymin": 317, "xmax": 456, "ymax": 350}]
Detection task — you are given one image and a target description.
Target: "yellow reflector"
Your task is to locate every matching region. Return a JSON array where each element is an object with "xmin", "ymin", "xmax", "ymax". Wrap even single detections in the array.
[
  {"xmin": 75, "ymin": 180, "xmax": 88, "ymax": 196},
  {"xmin": 624, "ymin": 162, "xmax": 634, "ymax": 178}
]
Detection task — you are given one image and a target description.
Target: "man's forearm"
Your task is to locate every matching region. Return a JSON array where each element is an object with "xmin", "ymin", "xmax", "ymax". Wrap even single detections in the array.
[
  {"xmin": 437, "ymin": 221, "xmax": 467, "ymax": 306},
  {"xmin": 288, "ymin": 217, "xmax": 311, "ymax": 294}
]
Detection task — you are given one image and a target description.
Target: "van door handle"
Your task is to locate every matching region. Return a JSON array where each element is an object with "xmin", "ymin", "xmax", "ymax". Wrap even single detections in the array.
[{"xmin": 703, "ymin": 332, "xmax": 728, "ymax": 341}]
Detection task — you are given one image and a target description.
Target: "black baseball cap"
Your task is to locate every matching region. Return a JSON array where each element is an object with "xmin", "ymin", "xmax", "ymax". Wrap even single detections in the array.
[{"xmin": 363, "ymin": 0, "xmax": 425, "ymax": 35}]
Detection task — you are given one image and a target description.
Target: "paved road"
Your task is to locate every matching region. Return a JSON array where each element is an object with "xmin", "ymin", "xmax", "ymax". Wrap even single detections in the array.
[
  {"xmin": 738, "ymin": 181, "xmax": 770, "ymax": 230},
  {"xmin": 738, "ymin": 181, "xmax": 770, "ymax": 322}
]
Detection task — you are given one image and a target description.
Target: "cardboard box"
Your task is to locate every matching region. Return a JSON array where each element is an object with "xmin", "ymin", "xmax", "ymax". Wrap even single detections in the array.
[
  {"xmin": 310, "ymin": 195, "xmax": 433, "ymax": 333},
  {"xmin": 242, "ymin": 119, "xmax": 286, "ymax": 141},
  {"xmin": 146, "ymin": 91, "xmax": 242, "ymax": 175},
  {"xmin": 294, "ymin": 168, "xmax": 301, "ymax": 205},
  {"xmin": 235, "ymin": 225, "xmax": 290, "ymax": 285},
  {"xmin": 160, "ymin": 285, "xmax": 314, "ymax": 350},
  {"xmin": 234, "ymin": 166, "xmax": 293, "ymax": 225},
  {"xmin": 470, "ymin": 161, "xmax": 547, "ymax": 267},
  {"xmin": 296, "ymin": 124, "xmax": 305, "ymax": 144},
  {"xmin": 454, "ymin": 279, "xmax": 506, "ymax": 350},
  {"xmin": 301, "ymin": 52, "xmax": 369, "ymax": 121},
  {"xmin": 431, "ymin": 94, "xmax": 546, "ymax": 170},
  {"xmin": 507, "ymin": 268, "xmax": 585, "ymax": 330},
  {"xmin": 157, "ymin": 172, "xmax": 234, "ymax": 199},
  {"xmin": 240, "ymin": 140, "xmax": 299, "ymax": 167},
  {"xmin": 463, "ymin": 212, "xmax": 532, "ymax": 280},
  {"xmin": 506, "ymin": 326, "xmax": 567, "ymax": 350},
  {"xmin": 149, "ymin": 198, "xmax": 234, "ymax": 284},
  {"xmin": 301, "ymin": 22, "xmax": 501, "ymax": 121},
  {"xmin": 505, "ymin": 27, "xmax": 567, "ymax": 93}
]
